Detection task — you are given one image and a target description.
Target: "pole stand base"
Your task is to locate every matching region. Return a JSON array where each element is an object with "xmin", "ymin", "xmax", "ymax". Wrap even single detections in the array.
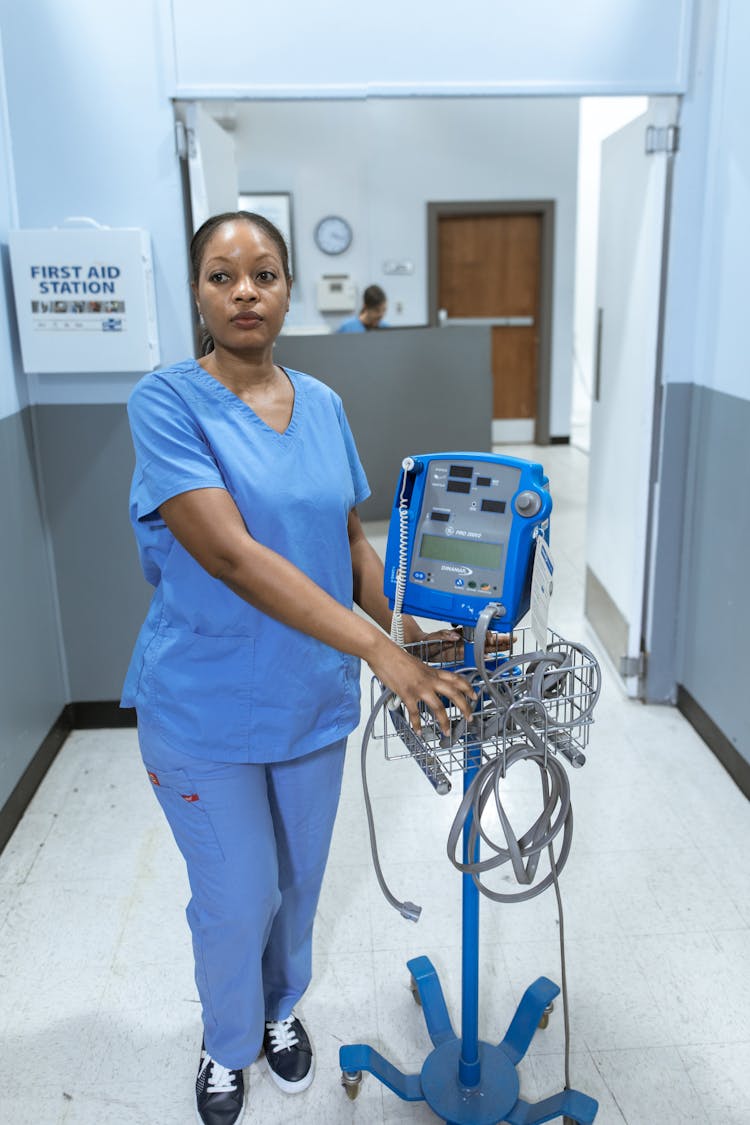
[{"xmin": 339, "ymin": 956, "xmax": 598, "ymax": 1124}]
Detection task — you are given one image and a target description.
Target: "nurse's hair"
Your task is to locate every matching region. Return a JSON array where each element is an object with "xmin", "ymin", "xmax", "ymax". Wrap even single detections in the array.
[{"xmin": 190, "ymin": 211, "xmax": 292, "ymax": 355}]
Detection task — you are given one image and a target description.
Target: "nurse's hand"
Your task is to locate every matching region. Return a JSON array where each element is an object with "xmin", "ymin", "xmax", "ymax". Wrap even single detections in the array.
[
  {"xmin": 367, "ymin": 636, "xmax": 477, "ymax": 737},
  {"xmin": 403, "ymin": 623, "xmax": 513, "ymax": 663}
]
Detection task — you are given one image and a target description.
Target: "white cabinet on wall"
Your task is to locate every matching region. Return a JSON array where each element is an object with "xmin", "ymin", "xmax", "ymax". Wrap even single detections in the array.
[{"xmin": 8, "ymin": 225, "xmax": 160, "ymax": 374}]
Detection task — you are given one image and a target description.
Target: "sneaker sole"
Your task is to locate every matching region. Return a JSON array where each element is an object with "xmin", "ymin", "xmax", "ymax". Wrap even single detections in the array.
[{"xmin": 263, "ymin": 1053, "xmax": 315, "ymax": 1095}]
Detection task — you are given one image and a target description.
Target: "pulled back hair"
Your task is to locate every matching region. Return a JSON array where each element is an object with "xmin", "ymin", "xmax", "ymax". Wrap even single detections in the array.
[
  {"xmin": 362, "ymin": 284, "xmax": 386, "ymax": 309},
  {"xmin": 190, "ymin": 211, "xmax": 292, "ymax": 355}
]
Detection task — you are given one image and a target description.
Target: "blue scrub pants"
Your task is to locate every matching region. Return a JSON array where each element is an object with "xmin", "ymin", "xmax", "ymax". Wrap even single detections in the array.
[{"xmin": 137, "ymin": 720, "xmax": 347, "ymax": 1070}]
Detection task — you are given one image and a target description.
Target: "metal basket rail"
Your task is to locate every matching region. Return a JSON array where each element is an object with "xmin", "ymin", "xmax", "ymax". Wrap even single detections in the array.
[{"xmin": 373, "ymin": 626, "xmax": 600, "ymax": 787}]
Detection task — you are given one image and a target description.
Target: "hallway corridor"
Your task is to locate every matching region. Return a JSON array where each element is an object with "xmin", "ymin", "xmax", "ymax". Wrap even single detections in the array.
[{"xmin": 0, "ymin": 445, "xmax": 748, "ymax": 1124}]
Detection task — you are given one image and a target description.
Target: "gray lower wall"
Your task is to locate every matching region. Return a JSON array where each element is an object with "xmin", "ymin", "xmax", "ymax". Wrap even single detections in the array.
[
  {"xmin": 22, "ymin": 359, "xmax": 750, "ymax": 785},
  {"xmin": 276, "ymin": 326, "xmax": 493, "ymax": 520},
  {"xmin": 34, "ymin": 326, "xmax": 493, "ymax": 701},
  {"xmin": 12, "ymin": 361, "xmax": 748, "ymax": 791},
  {"xmin": 646, "ymin": 381, "xmax": 694, "ymax": 703},
  {"xmin": 0, "ymin": 408, "xmax": 67, "ymax": 808},
  {"xmin": 34, "ymin": 404, "xmax": 152, "ymax": 703},
  {"xmin": 591, "ymin": 380, "xmax": 748, "ymax": 771},
  {"xmin": 676, "ymin": 384, "xmax": 750, "ymax": 765}
]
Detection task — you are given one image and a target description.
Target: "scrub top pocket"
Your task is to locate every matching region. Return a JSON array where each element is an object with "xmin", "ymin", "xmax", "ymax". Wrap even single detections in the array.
[{"xmin": 144, "ymin": 628, "xmax": 255, "ymax": 759}]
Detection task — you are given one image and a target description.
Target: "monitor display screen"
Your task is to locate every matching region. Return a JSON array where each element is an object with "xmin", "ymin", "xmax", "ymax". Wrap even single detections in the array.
[{"xmin": 418, "ymin": 533, "xmax": 503, "ymax": 570}]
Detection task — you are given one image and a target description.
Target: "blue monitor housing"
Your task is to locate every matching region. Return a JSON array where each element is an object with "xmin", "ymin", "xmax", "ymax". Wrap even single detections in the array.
[{"xmin": 383, "ymin": 452, "xmax": 552, "ymax": 630}]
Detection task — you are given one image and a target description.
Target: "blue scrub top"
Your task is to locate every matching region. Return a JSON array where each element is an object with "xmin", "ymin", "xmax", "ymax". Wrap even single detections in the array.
[
  {"xmin": 121, "ymin": 359, "xmax": 371, "ymax": 763},
  {"xmin": 336, "ymin": 317, "xmax": 390, "ymax": 334}
]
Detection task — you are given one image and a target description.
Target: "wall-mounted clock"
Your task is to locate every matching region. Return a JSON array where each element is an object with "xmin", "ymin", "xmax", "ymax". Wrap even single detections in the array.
[{"xmin": 314, "ymin": 215, "xmax": 353, "ymax": 255}]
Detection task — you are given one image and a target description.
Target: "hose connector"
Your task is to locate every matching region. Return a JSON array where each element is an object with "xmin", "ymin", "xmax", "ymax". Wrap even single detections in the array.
[{"xmin": 400, "ymin": 901, "xmax": 422, "ymax": 923}]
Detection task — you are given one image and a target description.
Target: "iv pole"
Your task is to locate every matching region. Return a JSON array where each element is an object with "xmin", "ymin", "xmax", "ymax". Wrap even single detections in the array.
[{"xmin": 339, "ymin": 636, "xmax": 598, "ymax": 1125}]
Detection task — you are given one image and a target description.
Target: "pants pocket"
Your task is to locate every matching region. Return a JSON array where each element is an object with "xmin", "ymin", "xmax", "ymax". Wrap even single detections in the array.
[{"xmin": 143, "ymin": 763, "xmax": 225, "ymax": 863}]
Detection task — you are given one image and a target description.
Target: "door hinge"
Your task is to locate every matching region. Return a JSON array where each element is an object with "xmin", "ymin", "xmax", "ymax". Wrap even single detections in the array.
[
  {"xmin": 619, "ymin": 653, "xmax": 647, "ymax": 679},
  {"xmin": 174, "ymin": 121, "xmax": 198, "ymax": 160},
  {"xmin": 174, "ymin": 120, "xmax": 187, "ymax": 160},
  {"xmin": 645, "ymin": 124, "xmax": 679, "ymax": 155}
]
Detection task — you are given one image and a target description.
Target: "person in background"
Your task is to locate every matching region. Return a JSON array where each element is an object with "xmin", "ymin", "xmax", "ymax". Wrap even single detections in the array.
[
  {"xmin": 121, "ymin": 211, "xmax": 474, "ymax": 1125},
  {"xmin": 336, "ymin": 283, "xmax": 389, "ymax": 332}
]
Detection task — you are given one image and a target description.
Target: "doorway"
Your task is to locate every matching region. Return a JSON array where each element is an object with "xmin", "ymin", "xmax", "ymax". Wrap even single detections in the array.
[{"xmin": 427, "ymin": 201, "xmax": 554, "ymax": 445}]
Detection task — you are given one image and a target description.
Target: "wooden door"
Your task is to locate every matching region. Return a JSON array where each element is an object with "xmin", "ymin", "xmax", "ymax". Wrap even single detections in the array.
[{"xmin": 437, "ymin": 213, "xmax": 541, "ymax": 423}]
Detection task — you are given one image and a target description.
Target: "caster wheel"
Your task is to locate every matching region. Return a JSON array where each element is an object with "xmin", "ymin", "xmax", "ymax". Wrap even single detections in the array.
[
  {"xmin": 409, "ymin": 974, "xmax": 422, "ymax": 1006},
  {"xmin": 563, "ymin": 1118, "xmax": 576, "ymax": 1125},
  {"xmin": 341, "ymin": 1069, "xmax": 362, "ymax": 1101},
  {"xmin": 538, "ymin": 1000, "xmax": 554, "ymax": 1030}
]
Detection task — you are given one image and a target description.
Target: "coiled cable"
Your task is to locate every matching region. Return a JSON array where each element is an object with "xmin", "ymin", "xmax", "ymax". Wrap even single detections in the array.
[
  {"xmin": 389, "ymin": 469, "xmax": 411, "ymax": 646},
  {"xmin": 446, "ymin": 740, "xmax": 573, "ymax": 902}
]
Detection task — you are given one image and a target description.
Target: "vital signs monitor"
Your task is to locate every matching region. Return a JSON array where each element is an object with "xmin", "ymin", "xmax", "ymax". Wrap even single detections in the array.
[{"xmin": 383, "ymin": 452, "xmax": 552, "ymax": 631}]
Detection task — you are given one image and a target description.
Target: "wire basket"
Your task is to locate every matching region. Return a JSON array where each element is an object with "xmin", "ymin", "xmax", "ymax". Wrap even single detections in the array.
[{"xmin": 372, "ymin": 627, "xmax": 600, "ymax": 788}]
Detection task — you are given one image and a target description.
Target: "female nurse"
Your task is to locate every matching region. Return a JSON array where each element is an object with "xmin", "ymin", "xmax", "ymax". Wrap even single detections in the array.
[{"xmin": 121, "ymin": 211, "xmax": 475, "ymax": 1125}]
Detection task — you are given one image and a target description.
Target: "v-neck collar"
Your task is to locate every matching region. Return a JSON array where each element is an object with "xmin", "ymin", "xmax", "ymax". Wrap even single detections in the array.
[{"xmin": 189, "ymin": 359, "xmax": 301, "ymax": 438}]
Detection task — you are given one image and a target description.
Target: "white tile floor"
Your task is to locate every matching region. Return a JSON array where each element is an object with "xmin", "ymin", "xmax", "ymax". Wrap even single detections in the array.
[{"xmin": 1, "ymin": 444, "xmax": 748, "ymax": 1124}]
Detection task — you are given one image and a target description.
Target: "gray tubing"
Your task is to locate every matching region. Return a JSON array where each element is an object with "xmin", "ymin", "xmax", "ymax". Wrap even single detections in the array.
[
  {"xmin": 445, "ymin": 742, "xmax": 573, "ymax": 903},
  {"xmin": 447, "ymin": 604, "xmax": 579, "ymax": 902},
  {"xmin": 360, "ymin": 684, "xmax": 422, "ymax": 922}
]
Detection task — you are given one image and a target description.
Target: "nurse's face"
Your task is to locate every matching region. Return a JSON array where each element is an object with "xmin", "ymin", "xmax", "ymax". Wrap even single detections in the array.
[{"xmin": 193, "ymin": 220, "xmax": 291, "ymax": 353}]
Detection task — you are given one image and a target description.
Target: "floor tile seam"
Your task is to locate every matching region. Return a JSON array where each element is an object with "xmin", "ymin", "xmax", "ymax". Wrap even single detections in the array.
[
  {"xmin": 480, "ymin": 931, "xmax": 661, "ymax": 950},
  {"xmin": 82, "ymin": 865, "xmax": 168, "ymax": 1008},
  {"xmin": 504, "ymin": 931, "xmax": 672, "ymax": 1039},
  {"xmin": 591, "ymin": 1039, "xmax": 730, "ymax": 1124},
  {"xmin": 675, "ymin": 1040, "xmax": 750, "ymax": 1066},
  {"xmin": 625, "ymin": 925, "xmax": 750, "ymax": 947},
  {"xmin": 609, "ymin": 921, "xmax": 750, "ymax": 939},
  {"xmin": 56, "ymin": 1086, "xmax": 155, "ymax": 1122},
  {"xmin": 583, "ymin": 1043, "xmax": 631, "ymax": 1124},
  {"xmin": 562, "ymin": 842, "xmax": 705, "ymax": 859},
  {"xmin": 1, "ymin": 815, "xmax": 61, "ymax": 886},
  {"xmin": 481, "ymin": 929, "xmax": 741, "ymax": 950},
  {"xmin": 588, "ymin": 1037, "xmax": 750, "ymax": 1060}
]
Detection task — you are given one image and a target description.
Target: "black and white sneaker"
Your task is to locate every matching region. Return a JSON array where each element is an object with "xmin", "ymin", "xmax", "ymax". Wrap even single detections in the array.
[
  {"xmin": 263, "ymin": 1013, "xmax": 314, "ymax": 1093},
  {"xmin": 195, "ymin": 1039, "xmax": 246, "ymax": 1125}
]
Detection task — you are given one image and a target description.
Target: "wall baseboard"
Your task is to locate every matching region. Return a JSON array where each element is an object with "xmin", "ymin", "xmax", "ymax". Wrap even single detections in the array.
[
  {"xmin": 63, "ymin": 701, "xmax": 137, "ymax": 729},
  {"xmin": 0, "ymin": 709, "xmax": 71, "ymax": 855},
  {"xmin": 4, "ymin": 690, "xmax": 745, "ymax": 858},
  {"xmin": 0, "ymin": 702, "xmax": 136, "ymax": 855},
  {"xmin": 677, "ymin": 685, "xmax": 750, "ymax": 800}
]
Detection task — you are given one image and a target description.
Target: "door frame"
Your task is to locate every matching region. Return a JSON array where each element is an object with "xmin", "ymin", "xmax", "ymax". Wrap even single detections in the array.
[{"xmin": 427, "ymin": 200, "xmax": 555, "ymax": 445}]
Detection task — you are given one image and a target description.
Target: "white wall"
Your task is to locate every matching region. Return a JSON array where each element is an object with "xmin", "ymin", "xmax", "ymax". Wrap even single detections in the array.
[
  {"xmin": 663, "ymin": 0, "xmax": 750, "ymax": 400},
  {"xmin": 233, "ymin": 97, "xmax": 580, "ymax": 436},
  {"xmin": 0, "ymin": 0, "xmax": 193, "ymax": 406},
  {"xmin": 171, "ymin": 0, "xmax": 693, "ymax": 97},
  {"xmin": 572, "ymin": 97, "xmax": 648, "ymax": 442},
  {"xmin": 0, "ymin": 29, "xmax": 24, "ymax": 421},
  {"xmin": 703, "ymin": 1, "xmax": 750, "ymax": 400},
  {"xmin": 0, "ymin": 0, "xmax": 696, "ymax": 422}
]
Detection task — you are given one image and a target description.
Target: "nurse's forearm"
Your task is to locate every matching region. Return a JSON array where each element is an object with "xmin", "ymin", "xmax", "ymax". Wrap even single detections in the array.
[
  {"xmin": 221, "ymin": 541, "xmax": 393, "ymax": 666},
  {"xmin": 159, "ymin": 487, "xmax": 476, "ymax": 733},
  {"xmin": 159, "ymin": 487, "xmax": 389, "ymax": 665}
]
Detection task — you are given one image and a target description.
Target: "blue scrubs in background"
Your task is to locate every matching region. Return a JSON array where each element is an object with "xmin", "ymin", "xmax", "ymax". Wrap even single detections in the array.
[
  {"xmin": 121, "ymin": 359, "xmax": 370, "ymax": 1067},
  {"xmin": 336, "ymin": 316, "xmax": 390, "ymax": 333}
]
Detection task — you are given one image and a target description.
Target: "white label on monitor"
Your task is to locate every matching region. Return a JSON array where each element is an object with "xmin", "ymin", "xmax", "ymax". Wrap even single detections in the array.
[{"xmin": 531, "ymin": 536, "xmax": 554, "ymax": 649}]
